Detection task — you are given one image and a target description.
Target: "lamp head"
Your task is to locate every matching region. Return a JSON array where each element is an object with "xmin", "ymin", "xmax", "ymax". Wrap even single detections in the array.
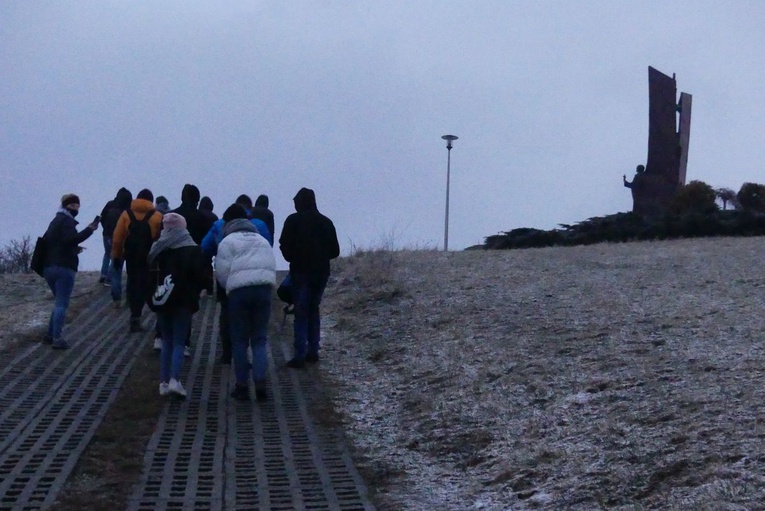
[{"xmin": 441, "ymin": 134, "xmax": 458, "ymax": 149}]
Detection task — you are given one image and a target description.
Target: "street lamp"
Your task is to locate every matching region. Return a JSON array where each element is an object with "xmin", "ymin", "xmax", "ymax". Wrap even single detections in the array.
[{"xmin": 441, "ymin": 134, "xmax": 458, "ymax": 251}]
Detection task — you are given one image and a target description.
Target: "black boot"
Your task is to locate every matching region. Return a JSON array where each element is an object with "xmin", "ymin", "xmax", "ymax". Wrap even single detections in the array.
[{"xmin": 129, "ymin": 317, "xmax": 144, "ymax": 333}]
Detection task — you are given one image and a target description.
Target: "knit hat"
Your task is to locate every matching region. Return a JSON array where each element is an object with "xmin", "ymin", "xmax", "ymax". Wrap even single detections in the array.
[
  {"xmin": 61, "ymin": 194, "xmax": 80, "ymax": 207},
  {"xmin": 155, "ymin": 195, "xmax": 169, "ymax": 207},
  {"xmin": 223, "ymin": 204, "xmax": 248, "ymax": 222},
  {"xmin": 162, "ymin": 212, "xmax": 187, "ymax": 230}
]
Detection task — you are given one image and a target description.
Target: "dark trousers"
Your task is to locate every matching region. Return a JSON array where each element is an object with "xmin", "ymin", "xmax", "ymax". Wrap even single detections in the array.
[
  {"xmin": 292, "ymin": 272, "xmax": 329, "ymax": 360},
  {"xmin": 217, "ymin": 284, "xmax": 230, "ymax": 360},
  {"xmin": 229, "ymin": 285, "xmax": 271, "ymax": 384},
  {"xmin": 125, "ymin": 258, "xmax": 149, "ymax": 319}
]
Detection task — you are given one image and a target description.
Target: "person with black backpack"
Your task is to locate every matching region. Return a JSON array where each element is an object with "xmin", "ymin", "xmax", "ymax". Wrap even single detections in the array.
[{"xmin": 111, "ymin": 188, "xmax": 163, "ymax": 333}]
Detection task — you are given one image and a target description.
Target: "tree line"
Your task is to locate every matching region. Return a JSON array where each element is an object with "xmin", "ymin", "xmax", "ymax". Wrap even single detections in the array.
[{"xmin": 483, "ymin": 181, "xmax": 765, "ymax": 250}]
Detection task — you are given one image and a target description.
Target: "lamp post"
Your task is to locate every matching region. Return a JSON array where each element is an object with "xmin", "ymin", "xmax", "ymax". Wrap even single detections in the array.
[{"xmin": 441, "ymin": 134, "xmax": 458, "ymax": 251}]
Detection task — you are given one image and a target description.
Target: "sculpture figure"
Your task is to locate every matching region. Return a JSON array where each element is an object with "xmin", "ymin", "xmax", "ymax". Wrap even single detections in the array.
[{"xmin": 625, "ymin": 67, "xmax": 692, "ymax": 217}]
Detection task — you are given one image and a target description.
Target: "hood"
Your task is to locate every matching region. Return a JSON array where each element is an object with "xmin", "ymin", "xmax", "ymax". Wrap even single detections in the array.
[
  {"xmin": 181, "ymin": 184, "xmax": 200, "ymax": 206},
  {"xmin": 130, "ymin": 198, "xmax": 156, "ymax": 214},
  {"xmin": 199, "ymin": 196, "xmax": 214, "ymax": 212},
  {"xmin": 293, "ymin": 188, "xmax": 316, "ymax": 212},
  {"xmin": 255, "ymin": 194, "xmax": 269, "ymax": 208},
  {"xmin": 116, "ymin": 187, "xmax": 133, "ymax": 209},
  {"xmin": 223, "ymin": 218, "xmax": 259, "ymax": 237}
]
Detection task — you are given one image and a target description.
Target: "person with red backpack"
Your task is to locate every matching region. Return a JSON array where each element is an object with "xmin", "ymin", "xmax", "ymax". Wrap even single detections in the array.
[{"xmin": 111, "ymin": 188, "xmax": 163, "ymax": 333}]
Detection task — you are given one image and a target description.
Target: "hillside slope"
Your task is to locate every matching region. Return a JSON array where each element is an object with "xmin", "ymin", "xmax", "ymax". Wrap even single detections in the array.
[{"xmin": 319, "ymin": 238, "xmax": 765, "ymax": 510}]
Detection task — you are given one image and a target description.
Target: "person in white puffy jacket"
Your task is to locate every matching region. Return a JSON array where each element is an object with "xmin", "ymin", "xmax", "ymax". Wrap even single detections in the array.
[{"xmin": 215, "ymin": 204, "xmax": 276, "ymax": 402}]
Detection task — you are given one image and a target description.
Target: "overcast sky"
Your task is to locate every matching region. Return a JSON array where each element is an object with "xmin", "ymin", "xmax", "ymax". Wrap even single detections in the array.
[{"xmin": 3, "ymin": 1, "xmax": 764, "ymax": 270}]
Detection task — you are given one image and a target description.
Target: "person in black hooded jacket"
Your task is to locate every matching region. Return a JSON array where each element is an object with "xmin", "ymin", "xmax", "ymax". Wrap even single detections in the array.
[
  {"xmin": 250, "ymin": 194, "xmax": 275, "ymax": 240},
  {"xmin": 279, "ymin": 188, "xmax": 340, "ymax": 368},
  {"xmin": 98, "ymin": 187, "xmax": 132, "ymax": 284},
  {"xmin": 172, "ymin": 184, "xmax": 207, "ymax": 245}
]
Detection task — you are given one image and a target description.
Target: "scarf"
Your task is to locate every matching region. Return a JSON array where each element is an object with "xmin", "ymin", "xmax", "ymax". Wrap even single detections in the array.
[
  {"xmin": 57, "ymin": 207, "xmax": 77, "ymax": 220},
  {"xmin": 147, "ymin": 228, "xmax": 197, "ymax": 264},
  {"xmin": 222, "ymin": 218, "xmax": 258, "ymax": 238}
]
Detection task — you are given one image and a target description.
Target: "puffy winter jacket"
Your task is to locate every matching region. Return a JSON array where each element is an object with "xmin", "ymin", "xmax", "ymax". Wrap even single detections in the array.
[{"xmin": 215, "ymin": 223, "xmax": 276, "ymax": 293}]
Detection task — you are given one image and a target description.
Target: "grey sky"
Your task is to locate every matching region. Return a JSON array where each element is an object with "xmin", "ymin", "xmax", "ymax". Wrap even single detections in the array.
[{"xmin": 2, "ymin": 2, "xmax": 764, "ymax": 270}]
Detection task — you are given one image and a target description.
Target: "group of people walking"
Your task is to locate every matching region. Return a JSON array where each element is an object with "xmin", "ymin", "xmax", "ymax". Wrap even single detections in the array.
[{"xmin": 41, "ymin": 184, "xmax": 340, "ymax": 402}]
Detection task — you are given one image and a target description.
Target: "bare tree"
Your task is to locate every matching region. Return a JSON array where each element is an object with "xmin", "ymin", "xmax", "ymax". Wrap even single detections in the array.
[{"xmin": 0, "ymin": 236, "xmax": 33, "ymax": 274}]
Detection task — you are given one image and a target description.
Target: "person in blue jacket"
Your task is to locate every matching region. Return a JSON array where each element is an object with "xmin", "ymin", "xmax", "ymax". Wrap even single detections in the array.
[{"xmin": 200, "ymin": 195, "xmax": 272, "ymax": 364}]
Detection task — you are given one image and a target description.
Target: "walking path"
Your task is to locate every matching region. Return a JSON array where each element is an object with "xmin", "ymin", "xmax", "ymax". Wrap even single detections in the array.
[{"xmin": 0, "ymin": 289, "xmax": 375, "ymax": 511}]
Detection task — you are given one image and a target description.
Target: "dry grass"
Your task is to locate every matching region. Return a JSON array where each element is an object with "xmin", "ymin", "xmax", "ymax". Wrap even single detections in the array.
[
  {"xmin": 52, "ymin": 343, "xmax": 162, "ymax": 510},
  {"xmin": 319, "ymin": 238, "xmax": 765, "ymax": 510}
]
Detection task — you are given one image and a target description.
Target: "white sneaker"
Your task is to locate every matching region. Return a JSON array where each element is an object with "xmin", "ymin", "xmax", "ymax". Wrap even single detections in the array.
[
  {"xmin": 184, "ymin": 347, "xmax": 191, "ymax": 357},
  {"xmin": 153, "ymin": 337, "xmax": 162, "ymax": 351},
  {"xmin": 168, "ymin": 378, "xmax": 187, "ymax": 398},
  {"xmin": 159, "ymin": 382, "xmax": 169, "ymax": 396}
]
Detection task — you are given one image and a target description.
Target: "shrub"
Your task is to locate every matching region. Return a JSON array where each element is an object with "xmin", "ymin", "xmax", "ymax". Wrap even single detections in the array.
[
  {"xmin": 737, "ymin": 183, "xmax": 765, "ymax": 213},
  {"xmin": 670, "ymin": 180, "xmax": 718, "ymax": 215},
  {"xmin": 0, "ymin": 237, "xmax": 33, "ymax": 274}
]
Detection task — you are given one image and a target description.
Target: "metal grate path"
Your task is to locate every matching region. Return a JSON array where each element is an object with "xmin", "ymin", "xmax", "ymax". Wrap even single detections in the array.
[
  {"xmin": 0, "ymin": 289, "xmax": 152, "ymax": 511},
  {"xmin": 128, "ymin": 297, "xmax": 375, "ymax": 511}
]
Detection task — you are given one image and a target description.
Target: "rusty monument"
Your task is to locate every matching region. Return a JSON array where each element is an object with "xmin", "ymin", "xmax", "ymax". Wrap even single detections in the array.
[{"xmin": 624, "ymin": 66, "xmax": 692, "ymax": 217}]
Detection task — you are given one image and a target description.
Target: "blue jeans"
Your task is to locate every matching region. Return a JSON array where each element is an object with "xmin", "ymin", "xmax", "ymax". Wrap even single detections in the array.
[
  {"xmin": 158, "ymin": 308, "xmax": 192, "ymax": 382},
  {"xmin": 292, "ymin": 272, "xmax": 329, "ymax": 360},
  {"xmin": 44, "ymin": 266, "xmax": 76, "ymax": 341},
  {"xmin": 100, "ymin": 236, "xmax": 112, "ymax": 279},
  {"xmin": 110, "ymin": 259, "xmax": 124, "ymax": 301},
  {"xmin": 228, "ymin": 285, "xmax": 271, "ymax": 384}
]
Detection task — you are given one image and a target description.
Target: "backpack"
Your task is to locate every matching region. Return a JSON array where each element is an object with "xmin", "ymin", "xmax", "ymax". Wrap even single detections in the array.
[
  {"xmin": 146, "ymin": 252, "xmax": 181, "ymax": 312},
  {"xmin": 124, "ymin": 209, "xmax": 155, "ymax": 263},
  {"xmin": 30, "ymin": 235, "xmax": 48, "ymax": 277}
]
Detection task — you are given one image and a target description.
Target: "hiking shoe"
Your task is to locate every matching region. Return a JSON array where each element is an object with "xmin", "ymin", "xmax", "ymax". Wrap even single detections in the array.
[
  {"xmin": 129, "ymin": 320, "xmax": 144, "ymax": 333},
  {"xmin": 153, "ymin": 337, "xmax": 162, "ymax": 351},
  {"xmin": 51, "ymin": 339, "xmax": 70, "ymax": 350},
  {"xmin": 159, "ymin": 382, "xmax": 169, "ymax": 396},
  {"xmin": 42, "ymin": 335, "xmax": 53, "ymax": 344},
  {"xmin": 305, "ymin": 353, "xmax": 320, "ymax": 363},
  {"xmin": 285, "ymin": 358, "xmax": 305, "ymax": 369},
  {"xmin": 184, "ymin": 347, "xmax": 191, "ymax": 357},
  {"xmin": 230, "ymin": 385, "xmax": 250, "ymax": 402},
  {"xmin": 168, "ymin": 379, "xmax": 187, "ymax": 398},
  {"xmin": 113, "ymin": 300, "xmax": 121, "ymax": 310}
]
